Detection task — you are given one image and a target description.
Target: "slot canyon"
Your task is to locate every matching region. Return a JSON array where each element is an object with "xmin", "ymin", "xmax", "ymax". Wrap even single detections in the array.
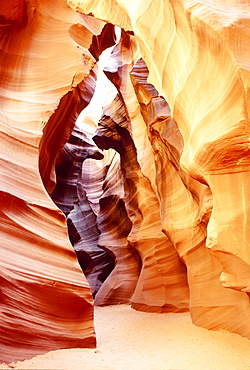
[{"xmin": 1, "ymin": 0, "xmax": 250, "ymax": 367}]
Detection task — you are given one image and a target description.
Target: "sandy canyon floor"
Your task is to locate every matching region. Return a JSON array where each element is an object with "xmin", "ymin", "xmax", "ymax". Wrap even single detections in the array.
[{"xmin": 1, "ymin": 304, "xmax": 250, "ymax": 370}]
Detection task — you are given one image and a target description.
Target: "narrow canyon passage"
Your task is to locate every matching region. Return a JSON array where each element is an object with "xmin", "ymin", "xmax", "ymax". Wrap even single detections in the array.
[
  {"xmin": 2, "ymin": 304, "xmax": 250, "ymax": 370},
  {"xmin": 2, "ymin": 0, "xmax": 250, "ymax": 365}
]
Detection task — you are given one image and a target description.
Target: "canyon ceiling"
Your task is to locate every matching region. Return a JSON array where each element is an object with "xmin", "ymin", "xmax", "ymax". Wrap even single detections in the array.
[{"xmin": 1, "ymin": 0, "xmax": 250, "ymax": 363}]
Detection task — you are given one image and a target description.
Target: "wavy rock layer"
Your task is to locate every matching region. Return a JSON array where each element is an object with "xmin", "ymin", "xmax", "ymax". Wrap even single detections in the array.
[
  {"xmin": 2, "ymin": 0, "xmax": 250, "ymax": 364},
  {"xmin": 51, "ymin": 124, "xmax": 116, "ymax": 297},
  {"xmin": 93, "ymin": 36, "xmax": 190, "ymax": 312},
  {"xmin": 130, "ymin": 58, "xmax": 250, "ymax": 332},
  {"xmin": 0, "ymin": 0, "xmax": 105, "ymax": 363},
  {"xmin": 68, "ymin": 0, "xmax": 250, "ymax": 336}
]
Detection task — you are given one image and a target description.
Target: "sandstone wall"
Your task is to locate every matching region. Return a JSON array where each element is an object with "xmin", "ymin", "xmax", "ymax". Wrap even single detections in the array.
[
  {"xmin": 1, "ymin": 0, "xmax": 250, "ymax": 363},
  {"xmin": 0, "ymin": 0, "xmax": 103, "ymax": 363},
  {"xmin": 68, "ymin": 0, "xmax": 250, "ymax": 337}
]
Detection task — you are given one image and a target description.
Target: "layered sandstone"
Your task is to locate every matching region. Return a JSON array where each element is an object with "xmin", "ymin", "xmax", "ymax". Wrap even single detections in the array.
[
  {"xmin": 1, "ymin": 0, "xmax": 250, "ymax": 364},
  {"xmin": 68, "ymin": 0, "xmax": 250, "ymax": 335},
  {"xmin": 92, "ymin": 34, "xmax": 190, "ymax": 312},
  {"xmin": 130, "ymin": 58, "xmax": 250, "ymax": 336},
  {"xmin": 0, "ymin": 0, "xmax": 110, "ymax": 363}
]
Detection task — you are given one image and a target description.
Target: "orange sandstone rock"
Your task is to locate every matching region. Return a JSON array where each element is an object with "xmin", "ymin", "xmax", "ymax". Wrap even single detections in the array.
[
  {"xmin": 2, "ymin": 0, "xmax": 250, "ymax": 363},
  {"xmin": 68, "ymin": 0, "xmax": 250, "ymax": 337},
  {"xmin": 0, "ymin": 0, "xmax": 105, "ymax": 363}
]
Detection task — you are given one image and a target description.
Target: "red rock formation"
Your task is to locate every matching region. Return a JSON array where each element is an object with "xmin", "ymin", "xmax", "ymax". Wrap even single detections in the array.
[
  {"xmin": 2, "ymin": 0, "xmax": 250, "ymax": 364},
  {"xmin": 0, "ymin": 0, "xmax": 114, "ymax": 363},
  {"xmin": 92, "ymin": 149, "xmax": 142, "ymax": 305},
  {"xmin": 69, "ymin": 0, "xmax": 250, "ymax": 337},
  {"xmin": 131, "ymin": 58, "xmax": 250, "ymax": 337},
  {"xmin": 91, "ymin": 32, "xmax": 190, "ymax": 311},
  {"xmin": 93, "ymin": 93, "xmax": 190, "ymax": 312}
]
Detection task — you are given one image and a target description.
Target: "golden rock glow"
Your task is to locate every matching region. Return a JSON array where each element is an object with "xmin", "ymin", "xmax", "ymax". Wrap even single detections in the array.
[{"xmin": 1, "ymin": 0, "xmax": 250, "ymax": 363}]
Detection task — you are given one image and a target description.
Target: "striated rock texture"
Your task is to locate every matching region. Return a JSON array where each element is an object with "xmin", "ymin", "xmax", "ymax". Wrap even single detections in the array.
[
  {"xmin": 1, "ymin": 0, "xmax": 250, "ymax": 363},
  {"xmin": 93, "ymin": 95, "xmax": 190, "ymax": 312},
  {"xmin": 93, "ymin": 33, "xmax": 190, "ymax": 312},
  {"xmin": 0, "ymin": 0, "xmax": 115, "ymax": 364},
  {"xmin": 130, "ymin": 58, "xmax": 250, "ymax": 337},
  {"xmin": 68, "ymin": 0, "xmax": 250, "ymax": 337},
  {"xmin": 51, "ymin": 124, "xmax": 116, "ymax": 297}
]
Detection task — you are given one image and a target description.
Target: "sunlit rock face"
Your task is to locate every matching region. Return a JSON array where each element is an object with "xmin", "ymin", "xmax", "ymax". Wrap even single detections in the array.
[
  {"xmin": 93, "ymin": 94, "xmax": 190, "ymax": 312},
  {"xmin": 93, "ymin": 34, "xmax": 190, "ymax": 312},
  {"xmin": 68, "ymin": 0, "xmax": 250, "ymax": 337},
  {"xmin": 130, "ymin": 58, "xmax": 250, "ymax": 337},
  {"xmin": 2, "ymin": 0, "xmax": 250, "ymax": 363},
  {"xmin": 0, "ymin": 0, "xmax": 115, "ymax": 363}
]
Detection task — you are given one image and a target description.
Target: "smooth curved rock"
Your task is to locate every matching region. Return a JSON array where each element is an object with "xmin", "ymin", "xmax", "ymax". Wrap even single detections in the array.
[
  {"xmin": 93, "ymin": 92, "xmax": 190, "ymax": 312},
  {"xmin": 70, "ymin": 0, "xmax": 250, "ymax": 286},
  {"xmin": 131, "ymin": 59, "xmax": 250, "ymax": 336},
  {"xmin": 50, "ymin": 124, "xmax": 116, "ymax": 297},
  {"xmin": 0, "ymin": 1, "xmax": 108, "ymax": 363},
  {"xmin": 83, "ymin": 122, "xmax": 142, "ymax": 305},
  {"xmin": 94, "ymin": 194, "xmax": 141, "ymax": 306},
  {"xmin": 2, "ymin": 0, "xmax": 250, "ymax": 364},
  {"xmin": 69, "ymin": 0, "xmax": 250, "ymax": 336}
]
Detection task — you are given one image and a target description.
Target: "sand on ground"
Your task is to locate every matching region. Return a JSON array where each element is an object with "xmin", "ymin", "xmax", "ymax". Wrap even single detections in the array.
[{"xmin": 1, "ymin": 304, "xmax": 250, "ymax": 370}]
